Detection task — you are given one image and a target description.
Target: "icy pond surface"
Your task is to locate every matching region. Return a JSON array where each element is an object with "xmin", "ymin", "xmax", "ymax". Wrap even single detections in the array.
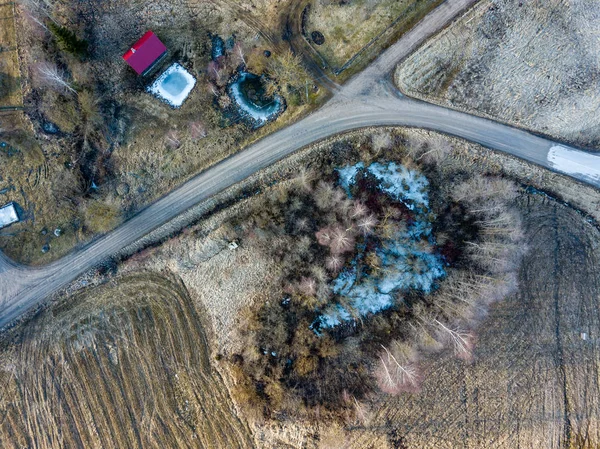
[
  {"xmin": 148, "ymin": 63, "xmax": 196, "ymax": 107},
  {"xmin": 229, "ymin": 72, "xmax": 283, "ymax": 128},
  {"xmin": 318, "ymin": 162, "xmax": 446, "ymax": 329}
]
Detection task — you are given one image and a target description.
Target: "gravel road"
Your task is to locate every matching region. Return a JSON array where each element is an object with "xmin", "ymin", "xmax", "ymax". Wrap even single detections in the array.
[{"xmin": 1, "ymin": 0, "xmax": 598, "ymax": 329}]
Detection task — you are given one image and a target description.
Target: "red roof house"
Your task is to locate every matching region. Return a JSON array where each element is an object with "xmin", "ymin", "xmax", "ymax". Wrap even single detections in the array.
[{"xmin": 122, "ymin": 31, "xmax": 167, "ymax": 75}]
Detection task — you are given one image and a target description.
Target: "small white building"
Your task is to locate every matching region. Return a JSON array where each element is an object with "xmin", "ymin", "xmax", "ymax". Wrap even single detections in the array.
[{"xmin": 0, "ymin": 202, "xmax": 19, "ymax": 229}]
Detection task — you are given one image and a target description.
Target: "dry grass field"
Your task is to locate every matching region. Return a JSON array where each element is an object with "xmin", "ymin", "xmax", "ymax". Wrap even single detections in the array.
[
  {"xmin": 396, "ymin": 0, "xmax": 600, "ymax": 150},
  {"xmin": 1, "ymin": 128, "xmax": 600, "ymax": 448},
  {"xmin": 306, "ymin": 0, "xmax": 443, "ymax": 72},
  {"xmin": 0, "ymin": 273, "xmax": 253, "ymax": 449},
  {"xmin": 0, "ymin": 2, "xmax": 21, "ymax": 108},
  {"xmin": 0, "ymin": 0, "xmax": 323, "ymax": 265},
  {"xmin": 0, "ymin": 125, "xmax": 89, "ymax": 265},
  {"xmin": 340, "ymin": 195, "xmax": 600, "ymax": 448}
]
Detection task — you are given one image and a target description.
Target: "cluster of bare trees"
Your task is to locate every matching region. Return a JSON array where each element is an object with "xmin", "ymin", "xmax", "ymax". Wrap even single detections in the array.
[
  {"xmin": 373, "ymin": 174, "xmax": 524, "ymax": 393},
  {"xmin": 265, "ymin": 50, "xmax": 312, "ymax": 101},
  {"xmin": 229, "ymin": 129, "xmax": 527, "ymax": 421}
]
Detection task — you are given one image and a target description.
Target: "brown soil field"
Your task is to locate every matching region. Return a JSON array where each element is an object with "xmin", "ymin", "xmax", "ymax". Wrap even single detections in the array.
[
  {"xmin": 396, "ymin": 0, "xmax": 600, "ymax": 150},
  {"xmin": 0, "ymin": 273, "xmax": 253, "ymax": 449}
]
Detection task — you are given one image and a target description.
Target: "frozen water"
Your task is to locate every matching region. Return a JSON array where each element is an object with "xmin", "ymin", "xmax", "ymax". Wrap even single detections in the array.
[
  {"xmin": 336, "ymin": 162, "xmax": 364, "ymax": 196},
  {"xmin": 547, "ymin": 145, "xmax": 600, "ymax": 187},
  {"xmin": 229, "ymin": 72, "xmax": 283, "ymax": 127},
  {"xmin": 0, "ymin": 202, "xmax": 18, "ymax": 229},
  {"xmin": 318, "ymin": 162, "xmax": 445, "ymax": 329},
  {"xmin": 367, "ymin": 162, "xmax": 430, "ymax": 210},
  {"xmin": 148, "ymin": 63, "xmax": 196, "ymax": 108},
  {"xmin": 162, "ymin": 72, "xmax": 188, "ymax": 96}
]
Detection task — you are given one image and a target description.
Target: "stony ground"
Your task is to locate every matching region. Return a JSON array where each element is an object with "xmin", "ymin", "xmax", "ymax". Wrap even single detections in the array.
[{"xmin": 396, "ymin": 0, "xmax": 600, "ymax": 150}]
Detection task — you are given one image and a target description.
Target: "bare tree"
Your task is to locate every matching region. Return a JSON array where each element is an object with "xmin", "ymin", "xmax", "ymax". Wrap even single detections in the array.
[
  {"xmin": 331, "ymin": 226, "xmax": 355, "ymax": 254},
  {"xmin": 433, "ymin": 319, "xmax": 474, "ymax": 360},
  {"xmin": 358, "ymin": 214, "xmax": 378, "ymax": 235},
  {"xmin": 298, "ymin": 277, "xmax": 317, "ymax": 296},
  {"xmin": 325, "ymin": 255, "xmax": 343, "ymax": 272},
  {"xmin": 36, "ymin": 62, "xmax": 76, "ymax": 94},
  {"xmin": 374, "ymin": 344, "xmax": 420, "ymax": 395},
  {"xmin": 189, "ymin": 121, "xmax": 207, "ymax": 140},
  {"xmin": 165, "ymin": 130, "xmax": 181, "ymax": 149},
  {"xmin": 232, "ymin": 42, "xmax": 246, "ymax": 66},
  {"xmin": 350, "ymin": 201, "xmax": 367, "ymax": 218},
  {"xmin": 371, "ymin": 130, "xmax": 392, "ymax": 154},
  {"xmin": 18, "ymin": 0, "xmax": 57, "ymax": 24},
  {"xmin": 293, "ymin": 167, "xmax": 314, "ymax": 192}
]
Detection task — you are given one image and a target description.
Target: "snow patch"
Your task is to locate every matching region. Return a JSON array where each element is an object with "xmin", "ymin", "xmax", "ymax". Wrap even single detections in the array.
[
  {"xmin": 148, "ymin": 63, "xmax": 196, "ymax": 108},
  {"xmin": 547, "ymin": 145, "xmax": 600, "ymax": 187},
  {"xmin": 0, "ymin": 202, "xmax": 18, "ymax": 229},
  {"xmin": 229, "ymin": 72, "xmax": 283, "ymax": 127},
  {"xmin": 319, "ymin": 162, "xmax": 445, "ymax": 329},
  {"xmin": 336, "ymin": 162, "xmax": 364, "ymax": 195},
  {"xmin": 368, "ymin": 162, "xmax": 430, "ymax": 210}
]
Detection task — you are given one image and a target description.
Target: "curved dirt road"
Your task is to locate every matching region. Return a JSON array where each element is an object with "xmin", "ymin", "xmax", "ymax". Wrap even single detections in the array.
[{"xmin": 1, "ymin": 0, "xmax": 599, "ymax": 329}]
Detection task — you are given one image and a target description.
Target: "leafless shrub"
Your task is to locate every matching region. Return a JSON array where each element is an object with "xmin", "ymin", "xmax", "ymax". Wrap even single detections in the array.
[
  {"xmin": 165, "ymin": 130, "xmax": 181, "ymax": 149},
  {"xmin": 374, "ymin": 343, "xmax": 421, "ymax": 395},
  {"xmin": 36, "ymin": 62, "xmax": 76, "ymax": 94}
]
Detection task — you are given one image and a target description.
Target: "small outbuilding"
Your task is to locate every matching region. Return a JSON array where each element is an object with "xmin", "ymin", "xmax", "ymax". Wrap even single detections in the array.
[
  {"xmin": 122, "ymin": 31, "xmax": 168, "ymax": 76},
  {"xmin": 0, "ymin": 202, "xmax": 19, "ymax": 229}
]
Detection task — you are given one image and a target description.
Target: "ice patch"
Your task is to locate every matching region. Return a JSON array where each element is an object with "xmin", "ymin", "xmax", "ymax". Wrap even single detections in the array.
[
  {"xmin": 547, "ymin": 145, "xmax": 600, "ymax": 187},
  {"xmin": 229, "ymin": 72, "xmax": 283, "ymax": 127},
  {"xmin": 0, "ymin": 202, "xmax": 18, "ymax": 229},
  {"xmin": 318, "ymin": 162, "xmax": 445, "ymax": 329},
  {"xmin": 336, "ymin": 162, "xmax": 364, "ymax": 195},
  {"xmin": 367, "ymin": 162, "xmax": 430, "ymax": 210},
  {"xmin": 332, "ymin": 266, "xmax": 357, "ymax": 296},
  {"xmin": 148, "ymin": 63, "xmax": 196, "ymax": 108}
]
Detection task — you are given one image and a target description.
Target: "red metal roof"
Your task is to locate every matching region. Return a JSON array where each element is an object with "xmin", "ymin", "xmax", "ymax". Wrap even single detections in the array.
[{"xmin": 122, "ymin": 31, "xmax": 167, "ymax": 75}]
